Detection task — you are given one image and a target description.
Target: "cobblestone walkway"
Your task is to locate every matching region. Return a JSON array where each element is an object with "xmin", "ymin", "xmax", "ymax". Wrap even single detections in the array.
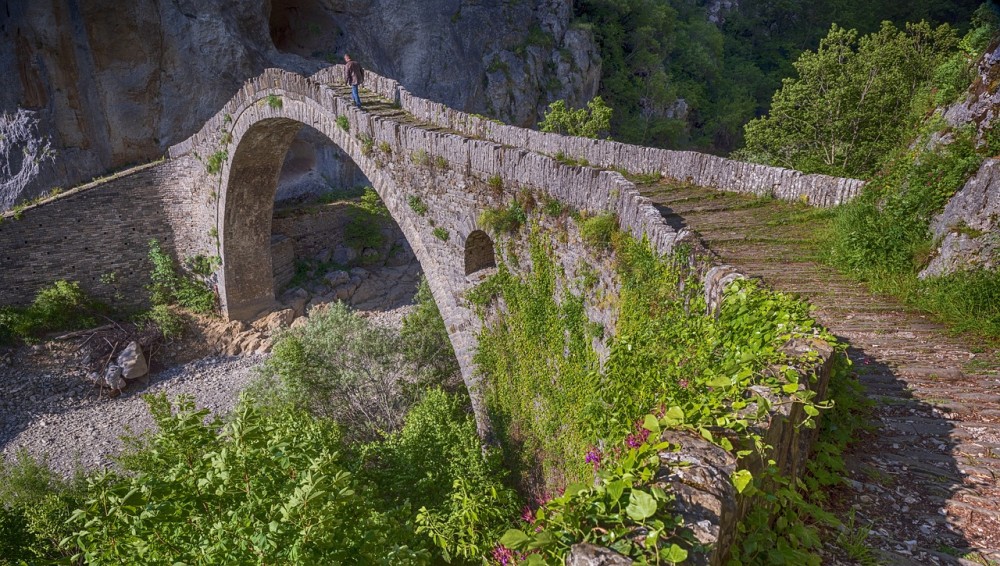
[{"xmin": 642, "ymin": 181, "xmax": 1000, "ymax": 565}]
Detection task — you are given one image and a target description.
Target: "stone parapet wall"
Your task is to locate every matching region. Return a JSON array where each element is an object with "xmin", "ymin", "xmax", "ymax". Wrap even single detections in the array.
[
  {"xmin": 304, "ymin": 65, "xmax": 864, "ymax": 207},
  {"xmin": 397, "ymin": 92, "xmax": 865, "ymax": 206}
]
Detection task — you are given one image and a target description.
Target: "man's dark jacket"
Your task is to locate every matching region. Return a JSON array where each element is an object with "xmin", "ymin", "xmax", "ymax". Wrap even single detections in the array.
[{"xmin": 345, "ymin": 61, "xmax": 364, "ymax": 85}]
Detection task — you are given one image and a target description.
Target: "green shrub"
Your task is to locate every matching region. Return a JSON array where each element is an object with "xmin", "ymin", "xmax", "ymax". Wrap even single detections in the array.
[
  {"xmin": 411, "ymin": 149, "xmax": 430, "ymax": 166},
  {"xmin": 541, "ymin": 195, "xmax": 566, "ymax": 217},
  {"xmin": 828, "ymin": 127, "xmax": 983, "ymax": 275},
  {"xmin": 479, "ymin": 202, "xmax": 526, "ymax": 235},
  {"xmin": 487, "ymin": 175, "xmax": 503, "ymax": 193},
  {"xmin": 362, "ymin": 390, "xmax": 519, "ymax": 562},
  {"xmin": 357, "ymin": 186, "xmax": 389, "ymax": 217},
  {"xmin": 434, "ymin": 155, "xmax": 449, "ymax": 170},
  {"xmin": 539, "ymin": 97, "xmax": 613, "ymax": 139},
  {"xmin": 72, "ymin": 394, "xmax": 429, "ymax": 565},
  {"xmin": 254, "ymin": 303, "xmax": 423, "ymax": 439},
  {"xmin": 0, "ymin": 280, "xmax": 101, "ymax": 344},
  {"xmin": 147, "ymin": 239, "xmax": 216, "ymax": 314},
  {"xmin": 378, "ymin": 141, "xmax": 392, "ymax": 154},
  {"xmin": 578, "ymin": 212, "xmax": 618, "ymax": 249},
  {"xmin": 432, "ymin": 227, "xmax": 449, "ymax": 241},
  {"xmin": 140, "ymin": 304, "xmax": 185, "ymax": 339},
  {"xmin": 471, "ymin": 226, "xmax": 842, "ymax": 563},
  {"xmin": 0, "ymin": 451, "xmax": 82, "ymax": 564},
  {"xmin": 344, "ymin": 190, "xmax": 388, "ymax": 252},
  {"xmin": 336, "ymin": 115, "xmax": 350, "ymax": 131},
  {"xmin": 265, "ymin": 93, "xmax": 283, "ymax": 109},
  {"xmin": 742, "ymin": 21, "xmax": 959, "ymax": 178},
  {"xmin": 359, "ymin": 133, "xmax": 375, "ymax": 156}
]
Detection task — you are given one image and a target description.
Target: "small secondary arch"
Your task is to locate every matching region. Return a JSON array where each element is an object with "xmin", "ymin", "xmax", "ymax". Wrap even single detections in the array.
[{"xmin": 464, "ymin": 230, "xmax": 496, "ymax": 276}]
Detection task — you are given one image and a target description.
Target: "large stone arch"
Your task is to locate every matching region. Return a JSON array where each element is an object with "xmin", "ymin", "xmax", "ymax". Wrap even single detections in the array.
[{"xmin": 212, "ymin": 83, "xmax": 493, "ymax": 435}]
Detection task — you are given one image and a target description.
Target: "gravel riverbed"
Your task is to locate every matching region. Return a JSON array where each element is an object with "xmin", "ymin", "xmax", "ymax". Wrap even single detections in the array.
[{"xmin": 0, "ymin": 304, "xmax": 414, "ymax": 475}]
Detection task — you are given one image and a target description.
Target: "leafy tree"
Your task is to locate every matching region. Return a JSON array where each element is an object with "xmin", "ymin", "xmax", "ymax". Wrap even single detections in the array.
[
  {"xmin": 741, "ymin": 21, "xmax": 958, "ymax": 178},
  {"xmin": 539, "ymin": 96, "xmax": 613, "ymax": 138}
]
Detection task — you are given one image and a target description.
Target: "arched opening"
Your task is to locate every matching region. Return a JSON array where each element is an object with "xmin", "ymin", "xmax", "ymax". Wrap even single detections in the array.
[
  {"xmin": 220, "ymin": 117, "xmax": 421, "ymax": 321},
  {"xmin": 268, "ymin": 0, "xmax": 341, "ymax": 59},
  {"xmin": 464, "ymin": 230, "xmax": 496, "ymax": 276}
]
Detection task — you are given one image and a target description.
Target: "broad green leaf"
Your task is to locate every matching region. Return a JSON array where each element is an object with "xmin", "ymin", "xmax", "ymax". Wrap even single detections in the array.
[
  {"xmin": 732, "ymin": 469, "xmax": 753, "ymax": 494},
  {"xmin": 500, "ymin": 529, "xmax": 531, "ymax": 549},
  {"xmin": 642, "ymin": 413, "xmax": 661, "ymax": 434},
  {"xmin": 626, "ymin": 489, "xmax": 657, "ymax": 521},
  {"xmin": 662, "ymin": 543, "xmax": 689, "ymax": 564},
  {"xmin": 661, "ymin": 406, "xmax": 685, "ymax": 426},
  {"xmin": 607, "ymin": 480, "xmax": 629, "ymax": 502}
]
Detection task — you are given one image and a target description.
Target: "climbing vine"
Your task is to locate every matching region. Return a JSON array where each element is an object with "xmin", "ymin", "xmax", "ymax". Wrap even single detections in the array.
[{"xmin": 471, "ymin": 209, "xmax": 847, "ymax": 563}]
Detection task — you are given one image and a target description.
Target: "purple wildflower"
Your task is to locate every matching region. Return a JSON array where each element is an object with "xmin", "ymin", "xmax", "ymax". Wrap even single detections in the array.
[
  {"xmin": 626, "ymin": 427, "xmax": 650, "ymax": 448},
  {"xmin": 521, "ymin": 506, "xmax": 535, "ymax": 524},
  {"xmin": 679, "ymin": 379, "xmax": 689, "ymax": 389},
  {"xmin": 585, "ymin": 447, "xmax": 602, "ymax": 469},
  {"xmin": 493, "ymin": 544, "xmax": 515, "ymax": 565}
]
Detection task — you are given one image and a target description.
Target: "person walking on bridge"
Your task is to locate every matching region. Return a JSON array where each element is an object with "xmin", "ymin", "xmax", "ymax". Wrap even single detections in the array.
[{"xmin": 344, "ymin": 54, "xmax": 364, "ymax": 109}]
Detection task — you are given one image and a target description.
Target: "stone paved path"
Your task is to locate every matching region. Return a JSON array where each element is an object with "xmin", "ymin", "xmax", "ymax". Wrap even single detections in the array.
[{"xmin": 640, "ymin": 181, "xmax": 1000, "ymax": 564}]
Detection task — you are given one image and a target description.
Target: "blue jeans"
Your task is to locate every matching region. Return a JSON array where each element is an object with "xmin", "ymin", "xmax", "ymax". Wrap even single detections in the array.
[{"xmin": 351, "ymin": 84, "xmax": 362, "ymax": 108}]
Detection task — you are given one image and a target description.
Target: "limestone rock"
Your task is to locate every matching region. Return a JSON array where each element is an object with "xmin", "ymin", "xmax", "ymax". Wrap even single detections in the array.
[
  {"xmin": 103, "ymin": 365, "xmax": 125, "ymax": 391},
  {"xmin": 565, "ymin": 543, "xmax": 633, "ymax": 566},
  {"xmin": 921, "ymin": 158, "xmax": 1000, "ymax": 278},
  {"xmin": 280, "ymin": 287, "xmax": 310, "ymax": 318},
  {"xmin": 332, "ymin": 244, "xmax": 358, "ymax": 265},
  {"xmin": 116, "ymin": 341, "xmax": 148, "ymax": 380},
  {"xmin": 324, "ymin": 270, "xmax": 350, "ymax": 287}
]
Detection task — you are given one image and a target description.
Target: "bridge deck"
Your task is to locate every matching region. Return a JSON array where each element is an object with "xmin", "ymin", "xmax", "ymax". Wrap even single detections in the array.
[{"xmin": 641, "ymin": 181, "xmax": 1000, "ymax": 563}]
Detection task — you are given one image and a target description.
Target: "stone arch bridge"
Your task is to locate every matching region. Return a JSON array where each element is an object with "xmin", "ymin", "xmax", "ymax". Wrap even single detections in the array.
[
  {"xmin": 0, "ymin": 66, "xmax": 862, "ymax": 432},
  {"xmin": 5, "ymin": 66, "xmax": 1000, "ymax": 560}
]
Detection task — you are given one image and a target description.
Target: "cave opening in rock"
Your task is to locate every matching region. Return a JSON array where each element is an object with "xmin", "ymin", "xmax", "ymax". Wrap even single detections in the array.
[
  {"xmin": 268, "ymin": 0, "xmax": 341, "ymax": 60},
  {"xmin": 268, "ymin": 125, "xmax": 421, "ymax": 314}
]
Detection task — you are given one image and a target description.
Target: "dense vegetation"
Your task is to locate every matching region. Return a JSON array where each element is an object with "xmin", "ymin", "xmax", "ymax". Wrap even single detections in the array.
[
  {"xmin": 1, "ymin": 283, "xmax": 520, "ymax": 565},
  {"xmin": 469, "ymin": 208, "xmax": 859, "ymax": 563},
  {"xmin": 740, "ymin": 5, "xmax": 1000, "ymax": 337},
  {"xmin": 573, "ymin": 0, "xmax": 983, "ymax": 152}
]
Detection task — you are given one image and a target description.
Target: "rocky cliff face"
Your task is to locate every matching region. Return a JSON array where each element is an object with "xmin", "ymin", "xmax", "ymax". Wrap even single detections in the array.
[
  {"xmin": 0, "ymin": 0, "xmax": 599, "ymax": 210},
  {"xmin": 269, "ymin": 0, "xmax": 600, "ymax": 126},
  {"xmin": 921, "ymin": 42, "xmax": 1000, "ymax": 278}
]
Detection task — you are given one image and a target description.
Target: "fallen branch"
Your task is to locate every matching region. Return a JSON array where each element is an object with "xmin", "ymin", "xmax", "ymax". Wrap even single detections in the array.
[{"xmin": 54, "ymin": 323, "xmax": 116, "ymax": 341}]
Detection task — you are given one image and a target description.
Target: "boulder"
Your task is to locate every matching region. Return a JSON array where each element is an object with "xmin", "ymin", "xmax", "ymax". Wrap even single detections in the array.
[
  {"xmin": 332, "ymin": 244, "xmax": 357, "ymax": 265},
  {"xmin": 280, "ymin": 287, "xmax": 311, "ymax": 317},
  {"xmin": 116, "ymin": 341, "xmax": 148, "ymax": 380},
  {"xmin": 324, "ymin": 270, "xmax": 351, "ymax": 287},
  {"xmin": 103, "ymin": 364, "xmax": 125, "ymax": 391}
]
